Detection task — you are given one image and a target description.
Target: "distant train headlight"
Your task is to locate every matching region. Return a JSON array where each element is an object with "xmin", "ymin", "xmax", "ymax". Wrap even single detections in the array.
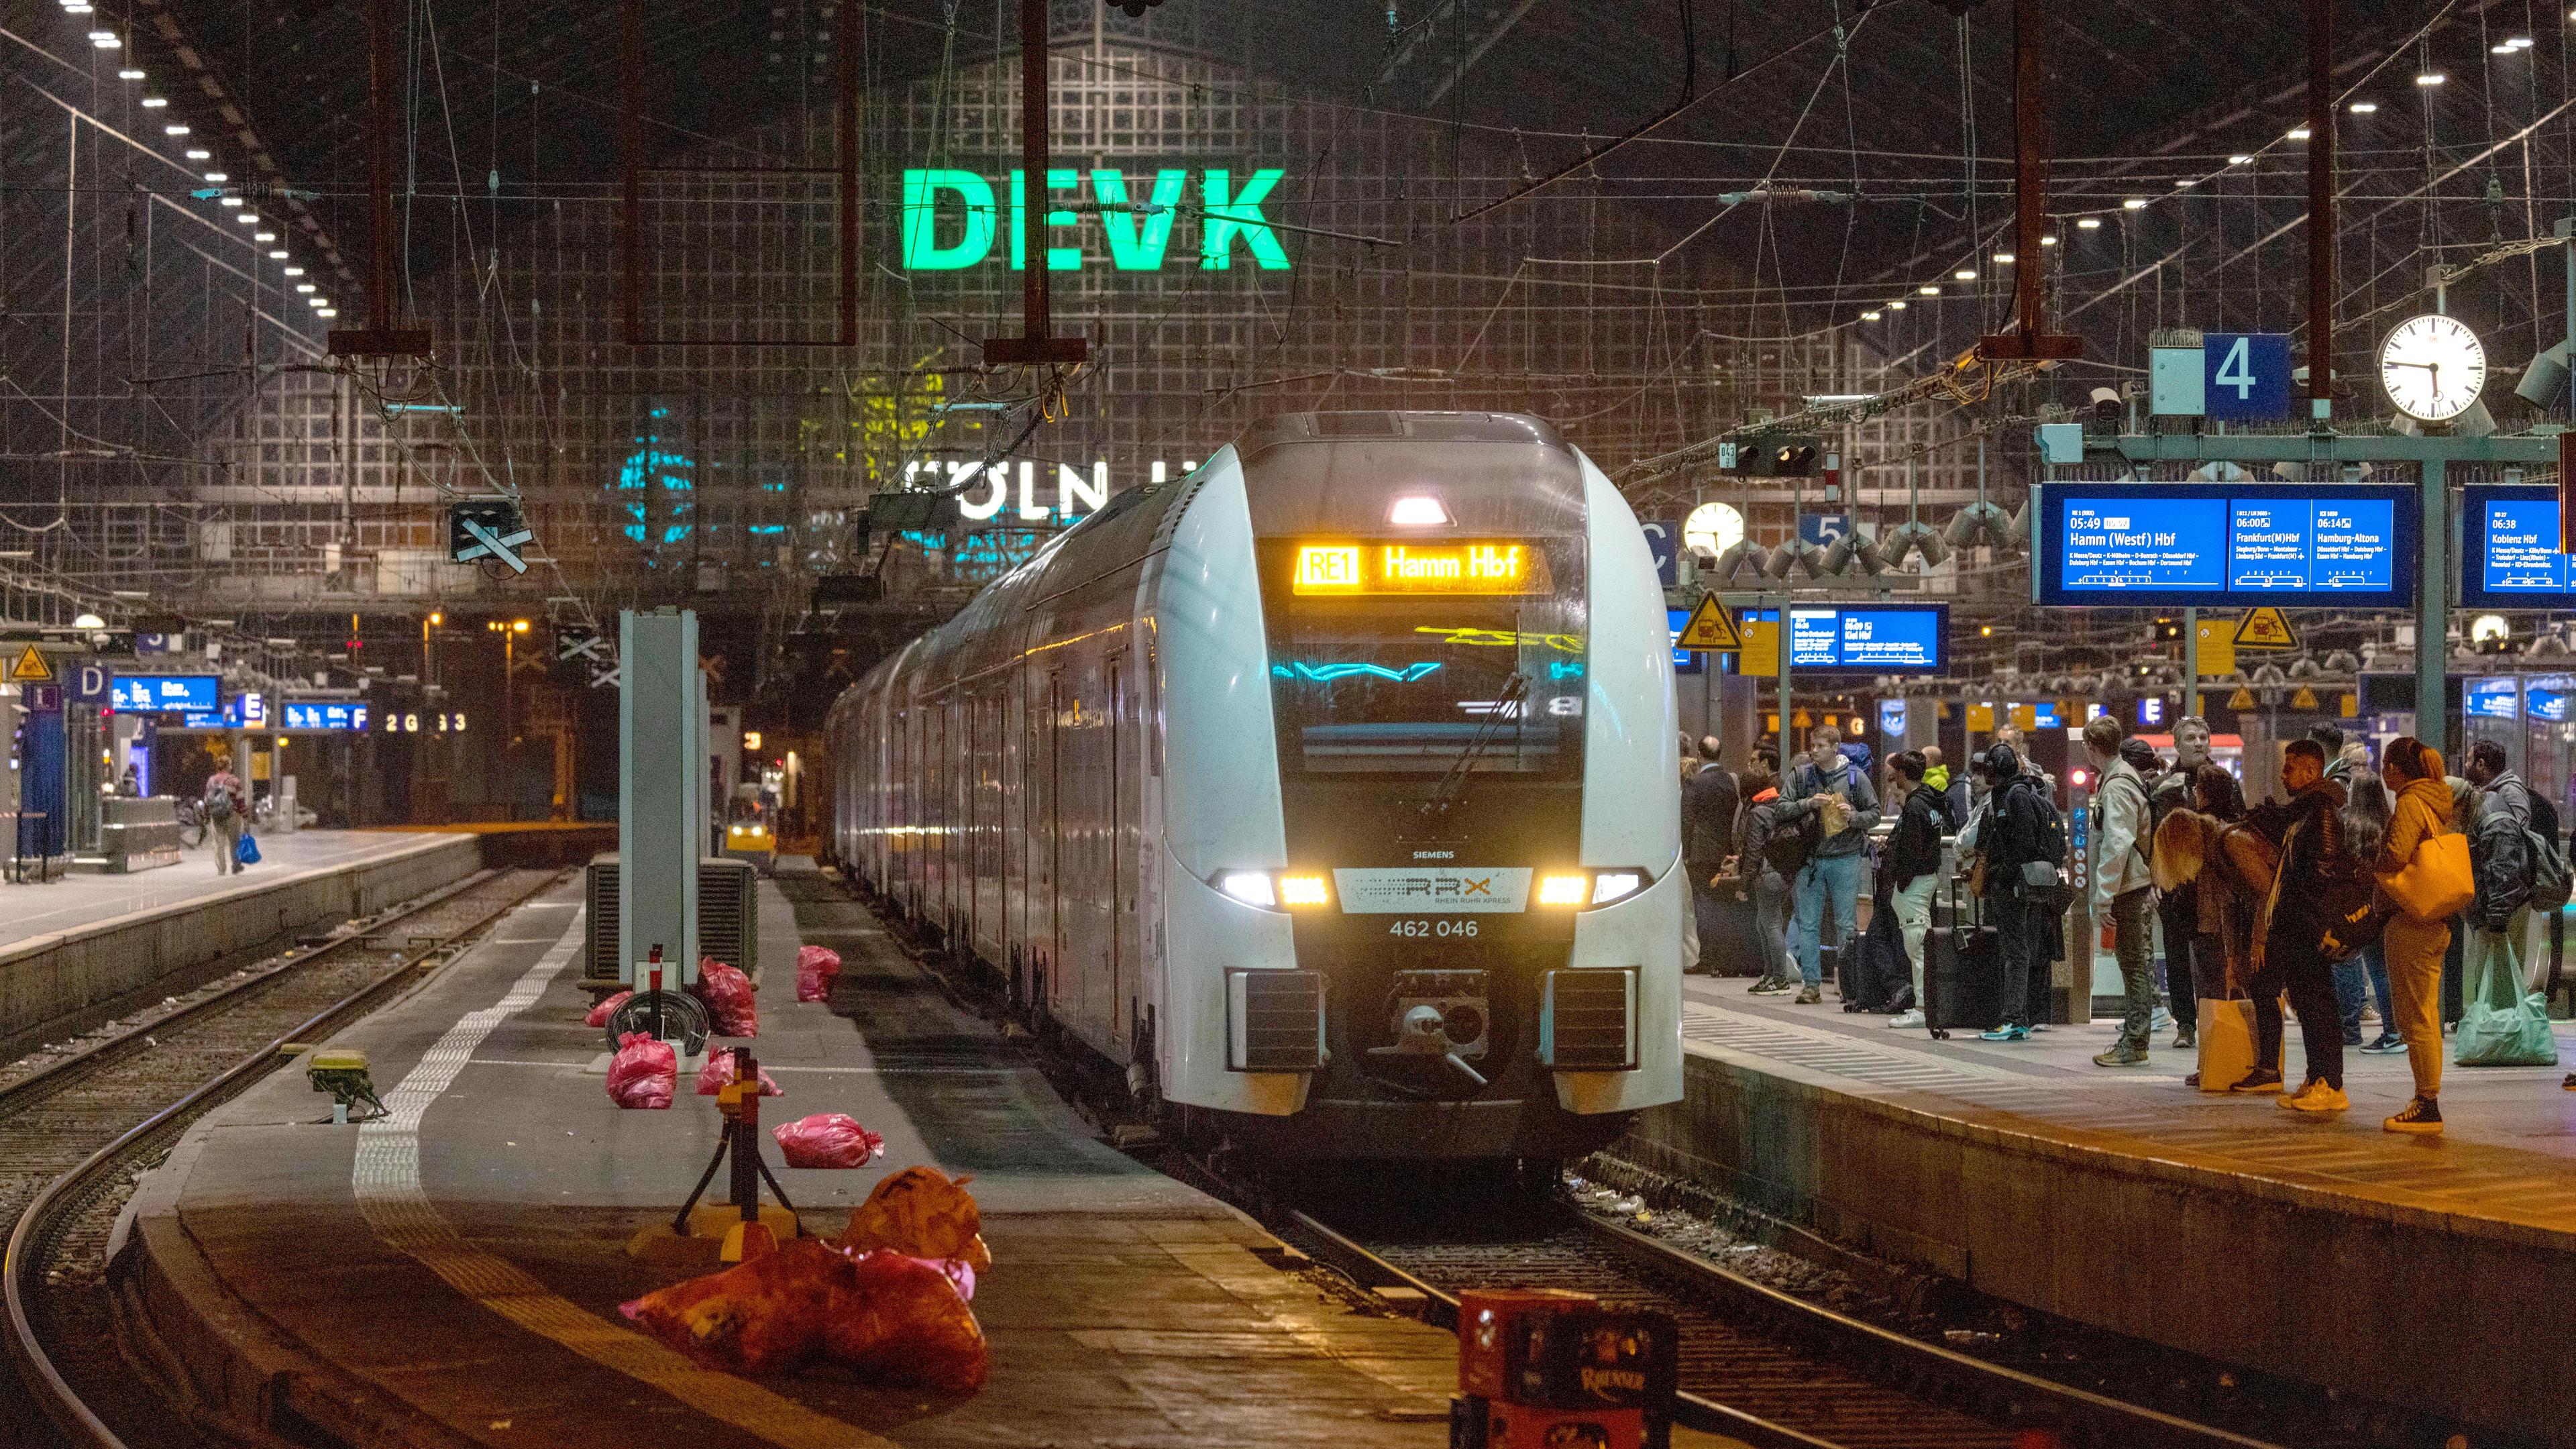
[
  {"xmin": 1536, "ymin": 873, "xmax": 1590, "ymax": 907},
  {"xmin": 1590, "ymin": 871, "xmax": 1643, "ymax": 905},
  {"xmin": 1278, "ymin": 873, "xmax": 1332, "ymax": 906},
  {"xmin": 1218, "ymin": 871, "xmax": 1277, "ymax": 908}
]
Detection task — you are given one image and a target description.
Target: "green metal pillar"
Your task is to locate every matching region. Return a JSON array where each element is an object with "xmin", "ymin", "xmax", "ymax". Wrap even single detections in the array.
[{"xmin": 2418, "ymin": 457, "xmax": 2447, "ymax": 754}]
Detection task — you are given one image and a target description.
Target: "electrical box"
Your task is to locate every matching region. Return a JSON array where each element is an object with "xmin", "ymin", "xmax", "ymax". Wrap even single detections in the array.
[{"xmin": 2151, "ymin": 345, "xmax": 2206, "ymax": 416}]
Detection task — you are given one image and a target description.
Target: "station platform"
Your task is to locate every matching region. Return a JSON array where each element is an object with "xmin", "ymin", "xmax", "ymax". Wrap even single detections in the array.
[
  {"xmin": 1619, "ymin": 973, "xmax": 2576, "ymax": 1443},
  {"xmin": 115, "ymin": 861, "xmax": 1518, "ymax": 1449},
  {"xmin": 0, "ymin": 828, "xmax": 441, "ymax": 951}
]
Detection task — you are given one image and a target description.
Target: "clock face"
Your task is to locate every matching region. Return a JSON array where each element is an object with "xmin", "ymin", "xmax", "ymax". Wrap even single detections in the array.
[{"xmin": 2379, "ymin": 313, "xmax": 2486, "ymax": 421}]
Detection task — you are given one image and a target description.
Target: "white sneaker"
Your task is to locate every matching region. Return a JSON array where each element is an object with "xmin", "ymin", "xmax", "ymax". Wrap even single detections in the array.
[{"xmin": 1886, "ymin": 1009, "xmax": 1927, "ymax": 1030}]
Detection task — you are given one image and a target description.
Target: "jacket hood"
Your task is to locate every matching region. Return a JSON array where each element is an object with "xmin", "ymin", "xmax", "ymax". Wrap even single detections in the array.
[{"xmin": 1923, "ymin": 764, "xmax": 1951, "ymax": 793}]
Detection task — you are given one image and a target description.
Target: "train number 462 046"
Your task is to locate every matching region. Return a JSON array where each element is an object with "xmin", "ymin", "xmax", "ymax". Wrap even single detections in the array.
[{"xmin": 1388, "ymin": 918, "xmax": 1479, "ymax": 938}]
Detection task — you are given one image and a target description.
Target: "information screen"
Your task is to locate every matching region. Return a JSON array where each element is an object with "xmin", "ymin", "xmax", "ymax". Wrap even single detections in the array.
[
  {"xmin": 280, "ymin": 700, "xmax": 368, "ymax": 731},
  {"xmin": 1744, "ymin": 604, "xmax": 1945, "ymax": 674},
  {"xmin": 1291, "ymin": 539, "xmax": 1552, "ymax": 595},
  {"xmin": 1664, "ymin": 608, "xmax": 1703, "ymax": 675},
  {"xmin": 2462, "ymin": 485, "xmax": 2576, "ymax": 608},
  {"xmin": 2465, "ymin": 677, "xmax": 2520, "ymax": 721},
  {"xmin": 2035, "ymin": 482, "xmax": 2416, "ymax": 608},
  {"xmin": 109, "ymin": 675, "xmax": 218, "ymax": 712}
]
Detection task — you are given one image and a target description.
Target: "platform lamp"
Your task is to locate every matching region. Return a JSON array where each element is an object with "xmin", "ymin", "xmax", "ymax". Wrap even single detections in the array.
[
  {"xmin": 1818, "ymin": 528, "xmax": 1886, "ymax": 578},
  {"xmin": 1877, "ymin": 519, "xmax": 1948, "ymax": 570},
  {"xmin": 1761, "ymin": 537, "xmax": 1826, "ymax": 580},
  {"xmin": 1943, "ymin": 500, "xmax": 2012, "ymax": 550}
]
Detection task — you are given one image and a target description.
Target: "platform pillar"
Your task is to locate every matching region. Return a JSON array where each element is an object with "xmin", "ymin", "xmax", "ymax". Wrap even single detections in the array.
[
  {"xmin": 619, "ymin": 608, "xmax": 702, "ymax": 985},
  {"xmin": 2417, "ymin": 457, "xmax": 2449, "ymax": 755}
]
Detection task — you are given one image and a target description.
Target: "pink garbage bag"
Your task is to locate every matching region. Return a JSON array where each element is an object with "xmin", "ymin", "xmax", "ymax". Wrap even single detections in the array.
[
  {"xmin": 795, "ymin": 945, "xmax": 843, "ymax": 1003},
  {"xmin": 606, "ymin": 1031, "xmax": 677, "ymax": 1110},
  {"xmin": 771, "ymin": 1113, "xmax": 886, "ymax": 1169},
  {"xmin": 696, "ymin": 1052, "xmax": 784, "ymax": 1097},
  {"xmin": 621, "ymin": 1238, "xmax": 853, "ymax": 1377},
  {"xmin": 691, "ymin": 958, "xmax": 759, "ymax": 1037},
  {"xmin": 584, "ymin": 989, "xmax": 633, "ymax": 1028}
]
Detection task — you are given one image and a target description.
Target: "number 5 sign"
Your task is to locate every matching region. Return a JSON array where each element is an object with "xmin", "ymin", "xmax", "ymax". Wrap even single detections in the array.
[{"xmin": 2204, "ymin": 333, "xmax": 2291, "ymax": 422}]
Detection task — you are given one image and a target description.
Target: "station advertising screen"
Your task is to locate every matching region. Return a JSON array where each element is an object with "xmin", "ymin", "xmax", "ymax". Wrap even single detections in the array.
[
  {"xmin": 280, "ymin": 700, "xmax": 368, "ymax": 731},
  {"xmin": 108, "ymin": 675, "xmax": 219, "ymax": 713},
  {"xmin": 2462, "ymin": 485, "xmax": 2576, "ymax": 609},
  {"xmin": 2033, "ymin": 482, "xmax": 2416, "ymax": 608},
  {"xmin": 1743, "ymin": 604, "xmax": 1946, "ymax": 674}
]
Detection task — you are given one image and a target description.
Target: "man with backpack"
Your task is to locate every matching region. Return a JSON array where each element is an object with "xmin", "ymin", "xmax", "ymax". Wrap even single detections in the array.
[
  {"xmin": 1735, "ymin": 750, "xmax": 1798, "ymax": 995},
  {"xmin": 2084, "ymin": 715, "xmax": 2159, "ymax": 1066},
  {"xmin": 1974, "ymin": 743, "xmax": 2062, "ymax": 1042},
  {"xmin": 1780, "ymin": 724, "xmax": 1880, "ymax": 1005},
  {"xmin": 203, "ymin": 753, "xmax": 247, "ymax": 876}
]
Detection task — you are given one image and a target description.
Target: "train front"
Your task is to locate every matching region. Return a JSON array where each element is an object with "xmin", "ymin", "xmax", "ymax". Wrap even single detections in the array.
[{"xmin": 1161, "ymin": 411, "xmax": 1683, "ymax": 1161}]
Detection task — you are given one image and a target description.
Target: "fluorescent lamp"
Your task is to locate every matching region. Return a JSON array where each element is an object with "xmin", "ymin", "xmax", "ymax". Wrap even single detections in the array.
[
  {"xmin": 2077, "ymin": 217, "xmax": 2103, "ymax": 229},
  {"xmin": 140, "ymin": 96, "xmax": 166, "ymax": 107},
  {"xmin": 2123, "ymin": 197, "xmax": 2148, "ymax": 209},
  {"xmin": 2229, "ymin": 154, "xmax": 2254, "ymax": 164},
  {"xmin": 2417, "ymin": 71, "xmax": 2446, "ymax": 85},
  {"xmin": 1918, "ymin": 284, "xmax": 1940, "ymax": 295},
  {"xmin": 2349, "ymin": 101, "xmax": 2378, "ymax": 113},
  {"xmin": 1953, "ymin": 268, "xmax": 1976, "ymax": 280}
]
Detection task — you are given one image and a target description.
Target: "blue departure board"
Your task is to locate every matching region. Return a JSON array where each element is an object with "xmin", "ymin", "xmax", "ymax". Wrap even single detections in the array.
[
  {"xmin": 2462, "ymin": 485, "xmax": 2575, "ymax": 608},
  {"xmin": 1743, "ymin": 604, "xmax": 1946, "ymax": 674},
  {"xmin": 281, "ymin": 700, "xmax": 368, "ymax": 731},
  {"xmin": 108, "ymin": 675, "xmax": 218, "ymax": 712},
  {"xmin": 2035, "ymin": 482, "xmax": 2416, "ymax": 608}
]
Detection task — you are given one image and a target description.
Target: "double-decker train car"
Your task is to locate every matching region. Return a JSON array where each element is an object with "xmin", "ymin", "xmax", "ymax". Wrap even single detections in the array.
[{"xmin": 827, "ymin": 411, "xmax": 1682, "ymax": 1159}]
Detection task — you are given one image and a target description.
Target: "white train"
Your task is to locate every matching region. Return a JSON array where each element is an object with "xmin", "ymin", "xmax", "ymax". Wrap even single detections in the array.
[{"xmin": 826, "ymin": 411, "xmax": 1683, "ymax": 1159}]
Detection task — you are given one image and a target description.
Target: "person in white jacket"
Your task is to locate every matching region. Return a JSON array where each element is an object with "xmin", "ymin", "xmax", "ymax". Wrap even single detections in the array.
[{"xmin": 2084, "ymin": 714, "xmax": 2158, "ymax": 1066}]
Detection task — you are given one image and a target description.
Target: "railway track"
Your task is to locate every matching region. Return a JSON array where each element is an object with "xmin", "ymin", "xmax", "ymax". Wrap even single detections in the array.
[
  {"xmin": 1, "ymin": 865, "xmax": 570, "ymax": 1449},
  {"xmin": 1282, "ymin": 1192, "xmax": 2286, "ymax": 1449}
]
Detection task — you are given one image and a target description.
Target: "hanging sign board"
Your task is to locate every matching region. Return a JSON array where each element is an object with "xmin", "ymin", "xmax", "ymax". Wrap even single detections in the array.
[{"xmin": 1738, "ymin": 605, "xmax": 1947, "ymax": 675}]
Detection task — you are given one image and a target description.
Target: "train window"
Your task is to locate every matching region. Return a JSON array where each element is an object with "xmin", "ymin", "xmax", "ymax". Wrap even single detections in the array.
[{"xmin": 1258, "ymin": 538, "xmax": 1585, "ymax": 778}]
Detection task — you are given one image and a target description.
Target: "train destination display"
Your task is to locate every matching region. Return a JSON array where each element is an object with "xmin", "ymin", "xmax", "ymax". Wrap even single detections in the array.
[
  {"xmin": 2033, "ymin": 482, "xmax": 2417, "ymax": 608},
  {"xmin": 1742, "ymin": 604, "xmax": 1946, "ymax": 674},
  {"xmin": 2463, "ymin": 485, "xmax": 2576, "ymax": 608}
]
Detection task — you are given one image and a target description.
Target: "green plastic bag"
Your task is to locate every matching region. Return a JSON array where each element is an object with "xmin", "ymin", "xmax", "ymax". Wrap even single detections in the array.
[{"xmin": 2455, "ymin": 928, "xmax": 2561, "ymax": 1067}]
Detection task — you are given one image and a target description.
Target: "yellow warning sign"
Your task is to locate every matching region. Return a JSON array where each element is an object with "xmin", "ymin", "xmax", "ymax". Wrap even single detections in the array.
[
  {"xmin": 1791, "ymin": 709, "xmax": 1812, "ymax": 730},
  {"xmin": 2196, "ymin": 619, "xmax": 2235, "ymax": 678},
  {"xmin": 2228, "ymin": 686, "xmax": 2258, "ymax": 710},
  {"xmin": 2233, "ymin": 606, "xmax": 2300, "ymax": 651},
  {"xmin": 1675, "ymin": 593, "xmax": 1743, "ymax": 651},
  {"xmin": 2290, "ymin": 686, "xmax": 2319, "ymax": 710},
  {"xmin": 7, "ymin": 645, "xmax": 52, "ymax": 682},
  {"xmin": 1739, "ymin": 614, "xmax": 1778, "ymax": 675},
  {"xmin": 2339, "ymin": 692, "xmax": 2358, "ymax": 718}
]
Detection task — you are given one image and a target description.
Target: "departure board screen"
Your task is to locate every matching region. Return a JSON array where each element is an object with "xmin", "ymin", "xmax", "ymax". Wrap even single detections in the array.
[
  {"xmin": 2034, "ymin": 482, "xmax": 2416, "ymax": 608},
  {"xmin": 108, "ymin": 675, "xmax": 218, "ymax": 712},
  {"xmin": 2463, "ymin": 485, "xmax": 2576, "ymax": 608},
  {"xmin": 1743, "ymin": 604, "xmax": 1946, "ymax": 674}
]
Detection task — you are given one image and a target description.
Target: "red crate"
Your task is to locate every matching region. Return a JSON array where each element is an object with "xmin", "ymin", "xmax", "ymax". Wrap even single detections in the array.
[{"xmin": 1456, "ymin": 1288, "xmax": 1595, "ymax": 1399}]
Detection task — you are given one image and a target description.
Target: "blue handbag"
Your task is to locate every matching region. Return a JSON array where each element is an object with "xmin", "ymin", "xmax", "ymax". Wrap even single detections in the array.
[{"xmin": 234, "ymin": 832, "xmax": 260, "ymax": 866}]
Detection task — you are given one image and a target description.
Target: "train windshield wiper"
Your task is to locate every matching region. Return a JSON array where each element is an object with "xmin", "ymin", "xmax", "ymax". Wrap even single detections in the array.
[{"xmin": 1420, "ymin": 672, "xmax": 1530, "ymax": 816}]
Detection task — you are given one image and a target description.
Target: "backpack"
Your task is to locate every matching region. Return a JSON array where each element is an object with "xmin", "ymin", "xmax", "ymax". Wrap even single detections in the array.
[
  {"xmin": 1762, "ymin": 805, "xmax": 1817, "ymax": 879},
  {"xmin": 204, "ymin": 780, "xmax": 235, "ymax": 822},
  {"xmin": 2012, "ymin": 778, "xmax": 2073, "ymax": 904},
  {"xmin": 2526, "ymin": 791, "xmax": 2572, "ymax": 912}
]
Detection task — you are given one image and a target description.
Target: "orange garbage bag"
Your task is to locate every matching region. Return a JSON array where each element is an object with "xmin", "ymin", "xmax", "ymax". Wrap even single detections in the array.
[
  {"xmin": 835, "ymin": 1165, "xmax": 991, "ymax": 1276},
  {"xmin": 604, "ymin": 1032, "xmax": 676, "ymax": 1110},
  {"xmin": 621, "ymin": 1238, "xmax": 854, "ymax": 1377},
  {"xmin": 822, "ymin": 1250, "xmax": 989, "ymax": 1393},
  {"xmin": 691, "ymin": 958, "xmax": 758, "ymax": 1037}
]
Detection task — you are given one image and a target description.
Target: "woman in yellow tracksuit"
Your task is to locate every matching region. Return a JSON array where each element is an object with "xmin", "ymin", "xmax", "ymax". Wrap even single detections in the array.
[{"xmin": 2376, "ymin": 737, "xmax": 2456, "ymax": 1134}]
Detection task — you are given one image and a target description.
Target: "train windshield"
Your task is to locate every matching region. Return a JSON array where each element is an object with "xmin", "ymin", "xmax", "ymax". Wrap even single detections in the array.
[{"xmin": 1260, "ymin": 539, "xmax": 1587, "ymax": 778}]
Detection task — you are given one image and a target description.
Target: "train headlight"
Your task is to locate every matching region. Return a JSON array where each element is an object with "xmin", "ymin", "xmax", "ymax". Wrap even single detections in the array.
[
  {"xmin": 1218, "ymin": 871, "xmax": 1277, "ymax": 908},
  {"xmin": 1536, "ymin": 873, "xmax": 1590, "ymax": 907},
  {"xmin": 1278, "ymin": 873, "xmax": 1332, "ymax": 906},
  {"xmin": 1590, "ymin": 871, "xmax": 1643, "ymax": 905}
]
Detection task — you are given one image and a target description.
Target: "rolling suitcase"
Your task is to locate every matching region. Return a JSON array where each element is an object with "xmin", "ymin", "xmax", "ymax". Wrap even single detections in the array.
[{"xmin": 1923, "ymin": 880, "xmax": 2001, "ymax": 1039}]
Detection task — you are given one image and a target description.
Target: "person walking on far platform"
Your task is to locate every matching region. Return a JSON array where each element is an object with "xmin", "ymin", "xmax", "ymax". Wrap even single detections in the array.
[
  {"xmin": 203, "ymin": 753, "xmax": 247, "ymax": 877},
  {"xmin": 1681, "ymin": 737, "xmax": 1741, "ymax": 977},
  {"xmin": 1881, "ymin": 750, "xmax": 1943, "ymax": 1030},
  {"xmin": 1780, "ymin": 724, "xmax": 1879, "ymax": 1006},
  {"xmin": 2377, "ymin": 737, "xmax": 2460, "ymax": 1134},
  {"xmin": 2084, "ymin": 716, "xmax": 2158, "ymax": 1066}
]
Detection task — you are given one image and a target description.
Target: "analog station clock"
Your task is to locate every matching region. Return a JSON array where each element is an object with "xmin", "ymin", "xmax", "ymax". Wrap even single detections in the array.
[{"xmin": 2379, "ymin": 313, "xmax": 2487, "ymax": 422}]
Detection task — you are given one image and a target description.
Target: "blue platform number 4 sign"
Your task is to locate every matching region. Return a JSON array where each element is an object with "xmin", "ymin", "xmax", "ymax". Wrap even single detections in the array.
[{"xmin": 2204, "ymin": 333, "xmax": 2291, "ymax": 422}]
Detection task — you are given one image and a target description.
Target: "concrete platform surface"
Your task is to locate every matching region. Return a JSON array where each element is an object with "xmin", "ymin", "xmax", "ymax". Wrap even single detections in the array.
[
  {"xmin": 121, "ymin": 861, "xmax": 1519, "ymax": 1449},
  {"xmin": 0, "ymin": 828, "xmax": 442, "ymax": 950},
  {"xmin": 1625, "ymin": 972, "xmax": 2576, "ymax": 1442}
]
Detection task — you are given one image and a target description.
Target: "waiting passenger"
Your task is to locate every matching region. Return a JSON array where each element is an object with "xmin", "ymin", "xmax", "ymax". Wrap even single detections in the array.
[
  {"xmin": 2084, "ymin": 716, "xmax": 2159, "ymax": 1067},
  {"xmin": 1880, "ymin": 749, "xmax": 1944, "ymax": 1030},
  {"xmin": 1780, "ymin": 724, "xmax": 1880, "ymax": 1006},
  {"xmin": 2377, "ymin": 737, "xmax": 2460, "ymax": 1134},
  {"xmin": 2463, "ymin": 739, "xmax": 2534, "ymax": 996},
  {"xmin": 1735, "ymin": 752, "xmax": 1796, "ymax": 996},
  {"xmin": 2149, "ymin": 716, "xmax": 2216, "ymax": 1047},
  {"xmin": 2238, "ymin": 739, "xmax": 2352, "ymax": 1108},
  {"xmin": 1681, "ymin": 737, "xmax": 1741, "ymax": 977},
  {"xmin": 1921, "ymin": 744, "xmax": 1967, "ymax": 831},
  {"xmin": 2314, "ymin": 722, "xmax": 2351, "ymax": 792},
  {"xmin": 2337, "ymin": 767, "xmax": 2406, "ymax": 1055},
  {"xmin": 1974, "ymin": 744, "xmax": 2057, "ymax": 1042}
]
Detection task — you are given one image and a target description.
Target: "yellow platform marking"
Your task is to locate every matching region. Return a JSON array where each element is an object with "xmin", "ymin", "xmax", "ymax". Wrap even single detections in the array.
[{"xmin": 351, "ymin": 906, "xmax": 895, "ymax": 1449}]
